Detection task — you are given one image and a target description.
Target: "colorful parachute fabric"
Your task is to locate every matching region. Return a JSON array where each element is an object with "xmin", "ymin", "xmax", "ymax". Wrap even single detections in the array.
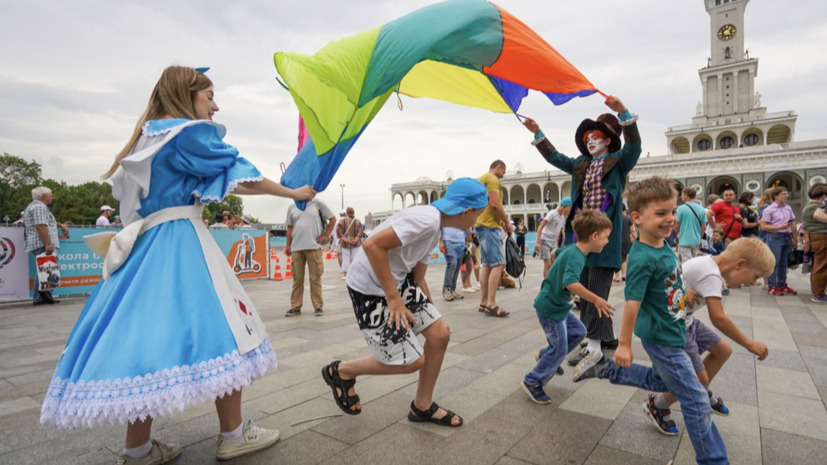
[{"xmin": 275, "ymin": 0, "xmax": 600, "ymax": 207}]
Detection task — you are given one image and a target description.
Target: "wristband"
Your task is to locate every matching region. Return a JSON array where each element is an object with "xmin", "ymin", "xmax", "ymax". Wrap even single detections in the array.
[
  {"xmin": 618, "ymin": 109, "xmax": 633, "ymax": 122},
  {"xmin": 534, "ymin": 130, "xmax": 545, "ymax": 140}
]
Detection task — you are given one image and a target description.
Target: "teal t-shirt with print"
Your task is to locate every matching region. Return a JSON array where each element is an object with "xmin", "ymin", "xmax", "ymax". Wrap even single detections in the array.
[
  {"xmin": 534, "ymin": 245, "xmax": 586, "ymax": 321},
  {"xmin": 624, "ymin": 240, "xmax": 687, "ymax": 347}
]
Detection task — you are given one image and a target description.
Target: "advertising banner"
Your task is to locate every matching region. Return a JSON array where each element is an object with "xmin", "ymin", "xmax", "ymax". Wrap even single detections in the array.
[
  {"xmin": 35, "ymin": 253, "xmax": 61, "ymax": 291},
  {"xmin": 209, "ymin": 229, "xmax": 270, "ymax": 280},
  {"xmin": 21, "ymin": 227, "xmax": 271, "ymax": 299},
  {"xmin": 0, "ymin": 227, "xmax": 29, "ymax": 300}
]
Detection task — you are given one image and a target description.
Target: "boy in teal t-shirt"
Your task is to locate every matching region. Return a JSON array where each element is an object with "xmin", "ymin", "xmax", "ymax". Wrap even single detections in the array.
[
  {"xmin": 521, "ymin": 210, "xmax": 615, "ymax": 404},
  {"xmin": 573, "ymin": 177, "xmax": 728, "ymax": 465}
]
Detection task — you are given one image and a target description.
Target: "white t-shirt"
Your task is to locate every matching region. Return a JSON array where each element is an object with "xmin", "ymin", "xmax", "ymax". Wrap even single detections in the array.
[
  {"xmin": 541, "ymin": 209, "xmax": 565, "ymax": 246},
  {"xmin": 96, "ymin": 216, "xmax": 110, "ymax": 227},
  {"xmin": 346, "ymin": 206, "xmax": 440, "ymax": 296},
  {"xmin": 681, "ymin": 255, "xmax": 724, "ymax": 325}
]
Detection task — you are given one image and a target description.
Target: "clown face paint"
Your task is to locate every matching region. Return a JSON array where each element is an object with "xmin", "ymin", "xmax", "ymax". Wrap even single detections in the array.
[{"xmin": 585, "ymin": 131, "xmax": 608, "ymax": 156}]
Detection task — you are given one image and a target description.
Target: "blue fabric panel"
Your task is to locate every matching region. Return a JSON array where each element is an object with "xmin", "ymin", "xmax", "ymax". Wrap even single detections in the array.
[
  {"xmin": 280, "ymin": 127, "xmax": 367, "ymax": 211},
  {"xmin": 543, "ymin": 89, "xmax": 598, "ymax": 105},
  {"xmin": 488, "ymin": 76, "xmax": 528, "ymax": 113}
]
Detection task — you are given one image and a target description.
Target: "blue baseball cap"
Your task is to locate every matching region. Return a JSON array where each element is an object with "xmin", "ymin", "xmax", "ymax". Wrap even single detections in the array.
[
  {"xmin": 432, "ymin": 178, "xmax": 488, "ymax": 215},
  {"xmin": 560, "ymin": 197, "xmax": 572, "ymax": 207}
]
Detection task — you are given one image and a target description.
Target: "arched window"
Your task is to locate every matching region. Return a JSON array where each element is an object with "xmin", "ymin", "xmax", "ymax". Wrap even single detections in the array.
[
  {"xmin": 744, "ymin": 133, "xmax": 759, "ymax": 146},
  {"xmin": 720, "ymin": 136, "xmax": 735, "ymax": 149},
  {"xmin": 697, "ymin": 139, "xmax": 712, "ymax": 151}
]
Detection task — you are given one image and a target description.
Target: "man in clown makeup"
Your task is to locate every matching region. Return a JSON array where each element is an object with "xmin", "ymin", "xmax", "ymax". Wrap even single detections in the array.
[{"xmin": 523, "ymin": 96, "xmax": 641, "ymax": 368}]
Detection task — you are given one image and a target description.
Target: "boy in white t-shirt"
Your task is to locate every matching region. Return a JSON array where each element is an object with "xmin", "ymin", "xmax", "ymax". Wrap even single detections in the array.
[
  {"xmin": 644, "ymin": 238, "xmax": 775, "ymax": 436},
  {"xmin": 322, "ymin": 178, "xmax": 488, "ymax": 427}
]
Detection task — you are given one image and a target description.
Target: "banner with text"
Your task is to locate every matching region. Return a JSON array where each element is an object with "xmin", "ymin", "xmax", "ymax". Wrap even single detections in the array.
[{"xmin": 0, "ymin": 227, "xmax": 29, "ymax": 300}]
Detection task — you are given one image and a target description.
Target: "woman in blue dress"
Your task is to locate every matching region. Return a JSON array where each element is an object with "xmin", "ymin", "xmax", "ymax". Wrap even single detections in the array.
[{"xmin": 39, "ymin": 66, "xmax": 315, "ymax": 464}]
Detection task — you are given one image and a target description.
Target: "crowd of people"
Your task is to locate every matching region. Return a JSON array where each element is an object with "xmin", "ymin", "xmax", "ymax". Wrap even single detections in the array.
[{"xmin": 25, "ymin": 65, "xmax": 827, "ymax": 465}]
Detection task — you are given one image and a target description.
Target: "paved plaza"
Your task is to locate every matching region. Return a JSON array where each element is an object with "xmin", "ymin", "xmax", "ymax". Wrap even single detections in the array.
[{"xmin": 2, "ymin": 258, "xmax": 827, "ymax": 464}]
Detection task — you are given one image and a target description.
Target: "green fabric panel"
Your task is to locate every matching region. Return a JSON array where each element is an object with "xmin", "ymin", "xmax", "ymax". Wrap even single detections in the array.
[
  {"xmin": 274, "ymin": 27, "xmax": 381, "ymax": 154},
  {"xmin": 359, "ymin": 0, "xmax": 503, "ymax": 106}
]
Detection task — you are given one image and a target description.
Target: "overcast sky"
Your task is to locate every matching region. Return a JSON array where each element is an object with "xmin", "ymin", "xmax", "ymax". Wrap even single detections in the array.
[{"xmin": 2, "ymin": 0, "xmax": 825, "ymax": 223}]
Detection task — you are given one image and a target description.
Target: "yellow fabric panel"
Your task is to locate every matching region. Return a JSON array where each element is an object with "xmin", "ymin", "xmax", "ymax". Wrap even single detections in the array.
[{"xmin": 399, "ymin": 60, "xmax": 511, "ymax": 113}]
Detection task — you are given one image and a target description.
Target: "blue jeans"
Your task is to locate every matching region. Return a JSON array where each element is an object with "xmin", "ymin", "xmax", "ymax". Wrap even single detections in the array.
[
  {"xmin": 601, "ymin": 340, "xmax": 728, "ymax": 465},
  {"xmin": 766, "ymin": 232, "xmax": 792, "ymax": 288},
  {"xmin": 525, "ymin": 311, "xmax": 586, "ymax": 386},
  {"xmin": 442, "ymin": 241, "xmax": 466, "ymax": 290},
  {"xmin": 31, "ymin": 246, "xmax": 56, "ymax": 303},
  {"xmin": 475, "ymin": 226, "xmax": 505, "ymax": 266}
]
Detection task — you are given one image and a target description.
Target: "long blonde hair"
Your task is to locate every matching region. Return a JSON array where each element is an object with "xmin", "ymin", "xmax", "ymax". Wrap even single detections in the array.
[
  {"xmin": 757, "ymin": 188, "xmax": 774, "ymax": 209},
  {"xmin": 103, "ymin": 66, "xmax": 213, "ymax": 178}
]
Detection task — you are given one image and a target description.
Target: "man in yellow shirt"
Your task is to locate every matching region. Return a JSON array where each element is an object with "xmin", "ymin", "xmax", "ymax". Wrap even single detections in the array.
[{"xmin": 475, "ymin": 160, "xmax": 512, "ymax": 317}]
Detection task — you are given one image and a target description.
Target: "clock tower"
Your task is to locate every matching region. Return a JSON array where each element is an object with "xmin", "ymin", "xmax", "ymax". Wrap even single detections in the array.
[
  {"xmin": 664, "ymin": 0, "xmax": 797, "ymax": 155},
  {"xmin": 700, "ymin": 0, "xmax": 757, "ymax": 118}
]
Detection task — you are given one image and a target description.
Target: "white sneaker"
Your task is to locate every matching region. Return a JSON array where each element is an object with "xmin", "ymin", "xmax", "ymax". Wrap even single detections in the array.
[
  {"xmin": 473, "ymin": 283, "xmax": 481, "ymax": 290},
  {"xmin": 573, "ymin": 349, "xmax": 604, "ymax": 382},
  {"xmin": 115, "ymin": 440, "xmax": 182, "ymax": 465},
  {"xmin": 462, "ymin": 287, "xmax": 476, "ymax": 293},
  {"xmin": 216, "ymin": 420, "xmax": 281, "ymax": 461}
]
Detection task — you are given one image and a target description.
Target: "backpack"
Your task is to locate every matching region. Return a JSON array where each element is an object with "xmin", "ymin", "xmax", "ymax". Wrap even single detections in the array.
[{"xmin": 505, "ymin": 236, "xmax": 526, "ymax": 289}]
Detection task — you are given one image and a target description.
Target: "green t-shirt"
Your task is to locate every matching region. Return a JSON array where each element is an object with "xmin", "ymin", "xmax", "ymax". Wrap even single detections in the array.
[
  {"xmin": 803, "ymin": 201, "xmax": 827, "ymax": 235},
  {"xmin": 475, "ymin": 172, "xmax": 503, "ymax": 229},
  {"xmin": 534, "ymin": 245, "xmax": 585, "ymax": 321},
  {"xmin": 625, "ymin": 241, "xmax": 687, "ymax": 347}
]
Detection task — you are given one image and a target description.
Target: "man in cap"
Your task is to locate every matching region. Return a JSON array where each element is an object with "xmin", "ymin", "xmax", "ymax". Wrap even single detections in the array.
[
  {"xmin": 523, "ymin": 95, "xmax": 642, "ymax": 371},
  {"xmin": 535, "ymin": 197, "xmax": 572, "ymax": 277},
  {"xmin": 96, "ymin": 205, "xmax": 114, "ymax": 227},
  {"xmin": 239, "ymin": 215, "xmax": 253, "ymax": 230}
]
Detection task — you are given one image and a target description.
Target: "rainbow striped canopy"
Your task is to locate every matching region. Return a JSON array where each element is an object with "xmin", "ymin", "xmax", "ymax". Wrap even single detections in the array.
[{"xmin": 274, "ymin": 0, "xmax": 599, "ymax": 205}]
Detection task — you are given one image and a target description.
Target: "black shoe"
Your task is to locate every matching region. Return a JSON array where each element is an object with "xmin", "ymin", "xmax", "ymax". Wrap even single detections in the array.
[
  {"xmin": 534, "ymin": 351, "xmax": 566, "ymax": 376},
  {"xmin": 567, "ymin": 348, "xmax": 589, "ymax": 366},
  {"xmin": 315, "ymin": 308, "xmax": 324, "ymax": 316},
  {"xmin": 39, "ymin": 291, "xmax": 55, "ymax": 304},
  {"xmin": 285, "ymin": 308, "xmax": 302, "ymax": 317},
  {"xmin": 601, "ymin": 339, "xmax": 619, "ymax": 350}
]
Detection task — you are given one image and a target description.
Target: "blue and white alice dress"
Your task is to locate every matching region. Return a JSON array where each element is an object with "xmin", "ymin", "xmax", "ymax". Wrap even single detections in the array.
[{"xmin": 40, "ymin": 118, "xmax": 277, "ymax": 429}]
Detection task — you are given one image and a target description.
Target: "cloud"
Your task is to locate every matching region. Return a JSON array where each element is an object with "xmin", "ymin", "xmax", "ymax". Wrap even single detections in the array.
[{"xmin": 1, "ymin": 0, "xmax": 825, "ymax": 223}]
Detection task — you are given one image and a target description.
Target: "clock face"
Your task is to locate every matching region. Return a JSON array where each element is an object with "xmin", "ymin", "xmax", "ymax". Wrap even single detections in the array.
[{"xmin": 718, "ymin": 24, "xmax": 737, "ymax": 41}]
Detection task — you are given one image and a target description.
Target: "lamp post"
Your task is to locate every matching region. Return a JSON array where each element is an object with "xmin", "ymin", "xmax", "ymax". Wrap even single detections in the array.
[{"xmin": 339, "ymin": 184, "xmax": 345, "ymax": 209}]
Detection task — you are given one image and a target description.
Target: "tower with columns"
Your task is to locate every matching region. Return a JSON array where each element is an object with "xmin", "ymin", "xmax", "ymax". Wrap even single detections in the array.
[{"xmin": 665, "ymin": 0, "xmax": 797, "ymax": 155}]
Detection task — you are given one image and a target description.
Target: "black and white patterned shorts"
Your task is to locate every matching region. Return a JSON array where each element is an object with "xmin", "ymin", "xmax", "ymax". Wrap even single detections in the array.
[{"xmin": 347, "ymin": 274, "xmax": 442, "ymax": 366}]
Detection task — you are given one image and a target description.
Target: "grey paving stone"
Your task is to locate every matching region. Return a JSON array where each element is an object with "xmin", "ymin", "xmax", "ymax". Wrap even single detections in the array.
[
  {"xmin": 255, "ymin": 396, "xmax": 343, "ymax": 441},
  {"xmin": 791, "ymin": 331, "xmax": 827, "ymax": 349},
  {"xmin": 455, "ymin": 347, "xmax": 521, "ymax": 373},
  {"xmin": 673, "ymin": 401, "xmax": 761, "ymax": 465},
  {"xmin": 493, "ymin": 457, "xmax": 534, "ymax": 465},
  {"xmin": 786, "ymin": 319, "xmax": 827, "ymax": 334},
  {"xmin": 318, "ymin": 422, "xmax": 442, "ymax": 465},
  {"xmin": 761, "ymin": 428, "xmax": 827, "ymax": 465},
  {"xmin": 311, "ymin": 391, "xmax": 410, "ymax": 445},
  {"xmin": 507, "ymin": 409, "xmax": 612, "ymax": 465},
  {"xmin": 598, "ymin": 400, "xmax": 684, "ymax": 462},
  {"xmin": 757, "ymin": 349, "xmax": 808, "ymax": 373},
  {"xmin": 710, "ymin": 353, "xmax": 758, "ymax": 406},
  {"xmin": 757, "ymin": 390, "xmax": 827, "ymax": 441},
  {"xmin": 756, "ymin": 365, "xmax": 821, "ymax": 400},
  {"xmin": 584, "ymin": 445, "xmax": 666, "ymax": 465},
  {"xmin": 244, "ymin": 378, "xmax": 329, "ymax": 415},
  {"xmin": 230, "ymin": 429, "xmax": 349, "ymax": 465},
  {"xmin": 559, "ymin": 378, "xmax": 637, "ymax": 421},
  {"xmin": 398, "ymin": 366, "xmax": 484, "ymax": 400},
  {"xmin": 413, "ymin": 410, "xmax": 531, "ymax": 465}
]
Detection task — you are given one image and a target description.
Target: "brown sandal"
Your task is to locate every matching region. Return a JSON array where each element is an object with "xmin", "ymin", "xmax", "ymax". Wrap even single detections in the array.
[
  {"xmin": 484, "ymin": 305, "xmax": 510, "ymax": 317},
  {"xmin": 478, "ymin": 304, "xmax": 488, "ymax": 313}
]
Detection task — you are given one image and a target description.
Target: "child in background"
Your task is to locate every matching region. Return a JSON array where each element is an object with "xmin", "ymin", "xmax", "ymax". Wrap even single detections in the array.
[{"xmin": 701, "ymin": 228, "xmax": 726, "ymax": 256}]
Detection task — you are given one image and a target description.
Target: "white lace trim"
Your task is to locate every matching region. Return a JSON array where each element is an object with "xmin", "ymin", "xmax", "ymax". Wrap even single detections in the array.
[
  {"xmin": 619, "ymin": 113, "xmax": 639, "ymax": 127},
  {"xmin": 40, "ymin": 339, "xmax": 277, "ymax": 429},
  {"xmin": 192, "ymin": 175, "xmax": 264, "ymax": 204}
]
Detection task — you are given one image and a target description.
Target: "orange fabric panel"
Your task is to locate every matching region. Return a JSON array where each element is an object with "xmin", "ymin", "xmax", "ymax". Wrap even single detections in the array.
[{"xmin": 483, "ymin": 3, "xmax": 597, "ymax": 94}]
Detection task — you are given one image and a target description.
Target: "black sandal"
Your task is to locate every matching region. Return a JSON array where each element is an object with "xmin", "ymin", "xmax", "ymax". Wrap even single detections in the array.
[
  {"xmin": 407, "ymin": 401, "xmax": 463, "ymax": 427},
  {"xmin": 322, "ymin": 361, "xmax": 361, "ymax": 415}
]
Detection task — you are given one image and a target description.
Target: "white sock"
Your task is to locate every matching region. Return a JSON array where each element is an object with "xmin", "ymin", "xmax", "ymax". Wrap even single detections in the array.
[
  {"xmin": 586, "ymin": 339, "xmax": 601, "ymax": 353},
  {"xmin": 122, "ymin": 441, "xmax": 152, "ymax": 459},
  {"xmin": 220, "ymin": 421, "xmax": 244, "ymax": 441}
]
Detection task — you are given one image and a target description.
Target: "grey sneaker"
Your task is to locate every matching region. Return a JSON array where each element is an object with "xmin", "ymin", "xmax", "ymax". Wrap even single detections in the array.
[
  {"xmin": 115, "ymin": 440, "xmax": 182, "ymax": 465},
  {"xmin": 567, "ymin": 347, "xmax": 589, "ymax": 366},
  {"xmin": 216, "ymin": 419, "xmax": 281, "ymax": 461},
  {"xmin": 451, "ymin": 289, "xmax": 464, "ymax": 300},
  {"xmin": 443, "ymin": 288, "xmax": 454, "ymax": 301},
  {"xmin": 573, "ymin": 349, "xmax": 605, "ymax": 382},
  {"xmin": 315, "ymin": 308, "xmax": 324, "ymax": 316},
  {"xmin": 285, "ymin": 308, "xmax": 301, "ymax": 317}
]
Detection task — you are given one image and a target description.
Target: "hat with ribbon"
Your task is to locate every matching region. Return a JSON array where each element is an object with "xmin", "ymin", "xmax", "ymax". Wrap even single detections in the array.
[{"xmin": 574, "ymin": 113, "xmax": 622, "ymax": 157}]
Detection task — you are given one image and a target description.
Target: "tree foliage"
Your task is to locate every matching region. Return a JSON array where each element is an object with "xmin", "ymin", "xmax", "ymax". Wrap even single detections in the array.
[{"xmin": 1, "ymin": 152, "xmax": 255, "ymax": 225}]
